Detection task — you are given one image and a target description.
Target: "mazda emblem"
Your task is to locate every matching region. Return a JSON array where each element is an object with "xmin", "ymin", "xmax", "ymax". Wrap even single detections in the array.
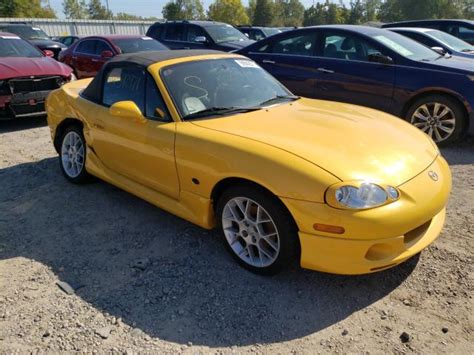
[{"xmin": 428, "ymin": 171, "xmax": 439, "ymax": 181}]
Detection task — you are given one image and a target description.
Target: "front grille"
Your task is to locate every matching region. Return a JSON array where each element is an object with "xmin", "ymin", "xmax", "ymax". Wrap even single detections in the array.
[{"xmin": 10, "ymin": 76, "xmax": 62, "ymax": 94}]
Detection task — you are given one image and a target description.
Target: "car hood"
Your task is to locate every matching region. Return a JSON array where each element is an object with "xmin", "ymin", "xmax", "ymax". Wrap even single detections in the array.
[
  {"xmin": 192, "ymin": 98, "xmax": 438, "ymax": 186},
  {"xmin": 219, "ymin": 39, "xmax": 255, "ymax": 49},
  {"xmin": 420, "ymin": 56, "xmax": 474, "ymax": 74},
  {"xmin": 0, "ymin": 57, "xmax": 72, "ymax": 80},
  {"xmin": 29, "ymin": 39, "xmax": 67, "ymax": 49}
]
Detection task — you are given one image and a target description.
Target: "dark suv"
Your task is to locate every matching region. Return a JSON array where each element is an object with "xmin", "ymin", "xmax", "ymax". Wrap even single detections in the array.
[
  {"xmin": 146, "ymin": 20, "xmax": 254, "ymax": 51},
  {"xmin": 0, "ymin": 24, "xmax": 66, "ymax": 59},
  {"xmin": 382, "ymin": 20, "xmax": 474, "ymax": 45}
]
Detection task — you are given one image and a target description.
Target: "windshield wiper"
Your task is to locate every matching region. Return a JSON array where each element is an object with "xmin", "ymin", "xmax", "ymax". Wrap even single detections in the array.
[
  {"xmin": 258, "ymin": 95, "xmax": 300, "ymax": 107},
  {"xmin": 183, "ymin": 106, "xmax": 261, "ymax": 120}
]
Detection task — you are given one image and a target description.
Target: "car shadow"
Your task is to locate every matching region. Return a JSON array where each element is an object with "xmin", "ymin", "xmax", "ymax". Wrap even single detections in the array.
[
  {"xmin": 0, "ymin": 157, "xmax": 420, "ymax": 347},
  {"xmin": 440, "ymin": 134, "xmax": 474, "ymax": 165},
  {"xmin": 0, "ymin": 115, "xmax": 47, "ymax": 134}
]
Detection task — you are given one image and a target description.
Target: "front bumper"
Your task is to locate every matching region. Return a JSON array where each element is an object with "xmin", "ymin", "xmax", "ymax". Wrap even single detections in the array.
[
  {"xmin": 282, "ymin": 155, "xmax": 451, "ymax": 275},
  {"xmin": 0, "ymin": 91, "xmax": 50, "ymax": 119}
]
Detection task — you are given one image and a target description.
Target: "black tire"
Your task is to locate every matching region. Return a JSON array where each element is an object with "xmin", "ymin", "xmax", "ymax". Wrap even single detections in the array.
[
  {"xmin": 216, "ymin": 183, "xmax": 300, "ymax": 276},
  {"xmin": 58, "ymin": 125, "xmax": 92, "ymax": 184},
  {"xmin": 405, "ymin": 94, "xmax": 468, "ymax": 146}
]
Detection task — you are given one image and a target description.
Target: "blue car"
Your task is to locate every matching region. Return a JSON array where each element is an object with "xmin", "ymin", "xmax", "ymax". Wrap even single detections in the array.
[
  {"xmin": 237, "ymin": 25, "xmax": 474, "ymax": 145},
  {"xmin": 382, "ymin": 19, "xmax": 474, "ymax": 45},
  {"xmin": 387, "ymin": 27, "xmax": 474, "ymax": 59}
]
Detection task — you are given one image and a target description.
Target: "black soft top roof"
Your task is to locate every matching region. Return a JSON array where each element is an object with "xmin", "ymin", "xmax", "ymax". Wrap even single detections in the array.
[{"xmin": 82, "ymin": 50, "xmax": 224, "ymax": 103}]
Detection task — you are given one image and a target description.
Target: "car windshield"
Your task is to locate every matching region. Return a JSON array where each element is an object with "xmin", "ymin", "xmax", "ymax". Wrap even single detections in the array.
[
  {"xmin": 160, "ymin": 58, "xmax": 293, "ymax": 119},
  {"xmin": 205, "ymin": 25, "xmax": 249, "ymax": 43},
  {"xmin": 0, "ymin": 36, "xmax": 42, "ymax": 57},
  {"xmin": 112, "ymin": 37, "xmax": 168, "ymax": 53},
  {"xmin": 426, "ymin": 30, "xmax": 474, "ymax": 52},
  {"xmin": 371, "ymin": 31, "xmax": 439, "ymax": 61},
  {"xmin": 3, "ymin": 26, "xmax": 50, "ymax": 40}
]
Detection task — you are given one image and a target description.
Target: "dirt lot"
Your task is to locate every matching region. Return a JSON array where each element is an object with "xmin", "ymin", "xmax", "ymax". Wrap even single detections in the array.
[{"xmin": 0, "ymin": 117, "xmax": 472, "ymax": 354}]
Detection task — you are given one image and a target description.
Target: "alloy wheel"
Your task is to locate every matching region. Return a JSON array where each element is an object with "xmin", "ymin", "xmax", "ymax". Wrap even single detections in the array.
[
  {"xmin": 61, "ymin": 131, "xmax": 85, "ymax": 178},
  {"xmin": 222, "ymin": 197, "xmax": 280, "ymax": 268},
  {"xmin": 410, "ymin": 102, "xmax": 456, "ymax": 143}
]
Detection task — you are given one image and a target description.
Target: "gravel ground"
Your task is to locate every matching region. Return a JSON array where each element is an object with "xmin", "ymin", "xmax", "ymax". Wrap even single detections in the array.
[{"xmin": 0, "ymin": 117, "xmax": 472, "ymax": 354}]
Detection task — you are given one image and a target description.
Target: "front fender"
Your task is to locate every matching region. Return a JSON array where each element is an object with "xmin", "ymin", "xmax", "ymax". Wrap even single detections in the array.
[{"xmin": 175, "ymin": 122, "xmax": 341, "ymax": 203}]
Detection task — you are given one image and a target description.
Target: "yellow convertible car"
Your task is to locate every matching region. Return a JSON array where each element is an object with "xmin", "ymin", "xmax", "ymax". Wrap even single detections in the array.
[{"xmin": 46, "ymin": 50, "xmax": 451, "ymax": 275}]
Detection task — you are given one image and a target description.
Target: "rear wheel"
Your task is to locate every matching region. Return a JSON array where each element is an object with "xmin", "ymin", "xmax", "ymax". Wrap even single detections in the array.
[
  {"xmin": 216, "ymin": 184, "xmax": 299, "ymax": 275},
  {"xmin": 405, "ymin": 95, "xmax": 467, "ymax": 145},
  {"xmin": 59, "ymin": 125, "xmax": 91, "ymax": 184}
]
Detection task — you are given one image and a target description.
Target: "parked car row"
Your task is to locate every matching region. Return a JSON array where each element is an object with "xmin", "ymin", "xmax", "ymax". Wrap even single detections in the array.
[{"xmin": 1, "ymin": 19, "xmax": 473, "ymax": 145}]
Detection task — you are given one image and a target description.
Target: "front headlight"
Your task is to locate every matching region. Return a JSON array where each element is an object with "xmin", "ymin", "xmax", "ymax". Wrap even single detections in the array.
[{"xmin": 326, "ymin": 182, "xmax": 399, "ymax": 210}]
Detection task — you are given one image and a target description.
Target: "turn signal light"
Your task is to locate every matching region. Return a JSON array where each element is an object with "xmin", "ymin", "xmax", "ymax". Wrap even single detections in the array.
[{"xmin": 313, "ymin": 223, "xmax": 345, "ymax": 234}]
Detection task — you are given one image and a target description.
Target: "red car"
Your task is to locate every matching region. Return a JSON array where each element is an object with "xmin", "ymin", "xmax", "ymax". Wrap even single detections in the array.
[
  {"xmin": 0, "ymin": 33, "xmax": 73, "ymax": 120},
  {"xmin": 59, "ymin": 35, "xmax": 168, "ymax": 79}
]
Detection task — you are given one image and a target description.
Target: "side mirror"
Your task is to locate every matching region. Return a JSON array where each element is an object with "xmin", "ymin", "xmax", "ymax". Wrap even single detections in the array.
[
  {"xmin": 194, "ymin": 36, "xmax": 207, "ymax": 44},
  {"xmin": 368, "ymin": 53, "xmax": 394, "ymax": 65},
  {"xmin": 101, "ymin": 50, "xmax": 114, "ymax": 58},
  {"xmin": 109, "ymin": 101, "xmax": 145, "ymax": 123},
  {"xmin": 431, "ymin": 46, "xmax": 446, "ymax": 55},
  {"xmin": 43, "ymin": 49, "xmax": 54, "ymax": 57}
]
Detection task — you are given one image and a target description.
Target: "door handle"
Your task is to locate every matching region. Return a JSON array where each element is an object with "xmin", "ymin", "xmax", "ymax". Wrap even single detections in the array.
[
  {"xmin": 317, "ymin": 68, "xmax": 335, "ymax": 74},
  {"xmin": 91, "ymin": 58, "xmax": 99, "ymax": 62},
  {"xmin": 262, "ymin": 59, "xmax": 276, "ymax": 64},
  {"xmin": 72, "ymin": 56, "xmax": 77, "ymax": 60}
]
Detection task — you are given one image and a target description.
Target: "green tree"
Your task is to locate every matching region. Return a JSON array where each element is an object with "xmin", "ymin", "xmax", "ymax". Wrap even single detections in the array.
[
  {"xmin": 115, "ymin": 12, "xmax": 141, "ymax": 20},
  {"xmin": 253, "ymin": 0, "xmax": 274, "ymax": 26},
  {"xmin": 63, "ymin": 0, "xmax": 88, "ymax": 19},
  {"xmin": 246, "ymin": 0, "xmax": 257, "ymax": 24},
  {"xmin": 162, "ymin": 0, "xmax": 205, "ymax": 20},
  {"xmin": 273, "ymin": 0, "xmax": 304, "ymax": 26},
  {"xmin": 208, "ymin": 0, "xmax": 249, "ymax": 25},
  {"xmin": 0, "ymin": 0, "xmax": 56, "ymax": 17},
  {"xmin": 88, "ymin": 0, "xmax": 112, "ymax": 19}
]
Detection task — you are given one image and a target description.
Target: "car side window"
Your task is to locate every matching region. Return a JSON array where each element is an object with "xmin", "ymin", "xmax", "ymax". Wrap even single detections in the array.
[
  {"xmin": 145, "ymin": 75, "xmax": 170, "ymax": 121},
  {"xmin": 401, "ymin": 32, "xmax": 436, "ymax": 47},
  {"xmin": 76, "ymin": 40, "xmax": 96, "ymax": 55},
  {"xmin": 321, "ymin": 32, "xmax": 383, "ymax": 62},
  {"xmin": 164, "ymin": 24, "xmax": 185, "ymax": 41},
  {"xmin": 63, "ymin": 37, "xmax": 72, "ymax": 46},
  {"xmin": 186, "ymin": 25, "xmax": 208, "ymax": 42},
  {"xmin": 102, "ymin": 66, "xmax": 145, "ymax": 113},
  {"xmin": 147, "ymin": 25, "xmax": 163, "ymax": 39},
  {"xmin": 251, "ymin": 29, "xmax": 265, "ymax": 41},
  {"xmin": 258, "ymin": 33, "xmax": 316, "ymax": 56},
  {"xmin": 95, "ymin": 40, "xmax": 111, "ymax": 55}
]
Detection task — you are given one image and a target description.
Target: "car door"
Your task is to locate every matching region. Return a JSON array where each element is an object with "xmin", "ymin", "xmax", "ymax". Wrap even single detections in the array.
[
  {"xmin": 313, "ymin": 30, "xmax": 396, "ymax": 112},
  {"xmin": 92, "ymin": 39, "xmax": 115, "ymax": 75},
  {"xmin": 245, "ymin": 30, "xmax": 319, "ymax": 98},
  {"xmin": 73, "ymin": 39, "xmax": 97, "ymax": 78},
  {"xmin": 162, "ymin": 23, "xmax": 186, "ymax": 49},
  {"xmin": 87, "ymin": 65, "xmax": 180, "ymax": 198}
]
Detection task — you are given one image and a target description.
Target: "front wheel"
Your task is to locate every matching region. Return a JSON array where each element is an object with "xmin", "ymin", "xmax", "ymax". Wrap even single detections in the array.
[
  {"xmin": 405, "ymin": 95, "xmax": 468, "ymax": 145},
  {"xmin": 59, "ymin": 125, "xmax": 91, "ymax": 184},
  {"xmin": 216, "ymin": 185, "xmax": 299, "ymax": 275}
]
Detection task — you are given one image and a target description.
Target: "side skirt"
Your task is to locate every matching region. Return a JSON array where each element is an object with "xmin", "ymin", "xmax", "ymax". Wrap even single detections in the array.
[{"xmin": 85, "ymin": 149, "xmax": 216, "ymax": 230}]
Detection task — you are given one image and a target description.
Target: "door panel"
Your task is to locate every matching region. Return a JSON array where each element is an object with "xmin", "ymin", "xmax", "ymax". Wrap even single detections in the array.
[
  {"xmin": 314, "ymin": 31, "xmax": 395, "ymax": 112},
  {"xmin": 247, "ymin": 31, "xmax": 319, "ymax": 98},
  {"xmin": 89, "ymin": 105, "xmax": 179, "ymax": 198},
  {"xmin": 86, "ymin": 65, "xmax": 180, "ymax": 198}
]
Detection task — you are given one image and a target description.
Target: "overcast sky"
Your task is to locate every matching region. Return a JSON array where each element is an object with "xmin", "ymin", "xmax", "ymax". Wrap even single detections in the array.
[{"xmin": 48, "ymin": 0, "xmax": 325, "ymax": 19}]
